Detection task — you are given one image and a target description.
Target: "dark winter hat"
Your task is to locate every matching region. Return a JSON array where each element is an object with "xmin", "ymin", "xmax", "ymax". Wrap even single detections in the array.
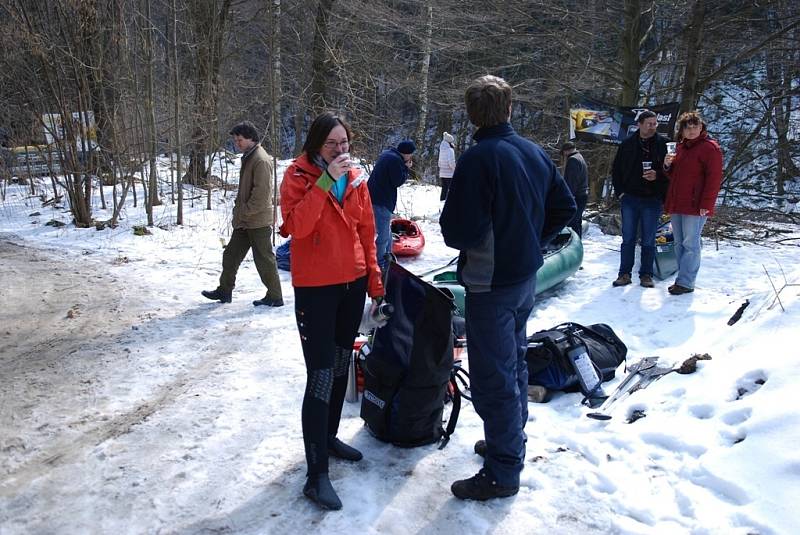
[{"xmin": 397, "ymin": 140, "xmax": 416, "ymax": 154}]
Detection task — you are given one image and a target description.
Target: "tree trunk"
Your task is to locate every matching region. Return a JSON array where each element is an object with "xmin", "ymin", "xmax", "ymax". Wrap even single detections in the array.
[
  {"xmin": 184, "ymin": 0, "xmax": 233, "ymax": 188},
  {"xmin": 173, "ymin": 0, "xmax": 183, "ymax": 225},
  {"xmin": 415, "ymin": 3, "xmax": 434, "ymax": 154},
  {"xmin": 270, "ymin": 0, "xmax": 282, "ymax": 241},
  {"xmin": 144, "ymin": 0, "xmax": 161, "ymax": 218},
  {"xmin": 310, "ymin": 0, "xmax": 335, "ymax": 114},
  {"xmin": 293, "ymin": 107, "xmax": 304, "ymax": 155},
  {"xmin": 766, "ymin": 3, "xmax": 798, "ymax": 196},
  {"xmin": 620, "ymin": 0, "xmax": 643, "ymax": 105},
  {"xmin": 678, "ymin": 0, "xmax": 705, "ymax": 114}
]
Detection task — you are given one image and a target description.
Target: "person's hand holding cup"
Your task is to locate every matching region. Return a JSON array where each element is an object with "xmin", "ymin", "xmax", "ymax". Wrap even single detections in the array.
[
  {"xmin": 664, "ymin": 143, "xmax": 677, "ymax": 167},
  {"xmin": 642, "ymin": 161, "xmax": 656, "ymax": 181},
  {"xmin": 327, "ymin": 152, "xmax": 352, "ymax": 178}
]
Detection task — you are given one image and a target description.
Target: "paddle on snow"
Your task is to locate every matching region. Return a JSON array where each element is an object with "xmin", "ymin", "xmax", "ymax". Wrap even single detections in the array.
[{"xmin": 586, "ymin": 356, "xmax": 673, "ymax": 420}]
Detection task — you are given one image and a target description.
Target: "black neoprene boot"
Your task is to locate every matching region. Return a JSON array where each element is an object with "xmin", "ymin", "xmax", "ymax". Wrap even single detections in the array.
[
  {"xmin": 303, "ymin": 473, "xmax": 342, "ymax": 510},
  {"xmin": 328, "ymin": 437, "xmax": 362, "ymax": 461}
]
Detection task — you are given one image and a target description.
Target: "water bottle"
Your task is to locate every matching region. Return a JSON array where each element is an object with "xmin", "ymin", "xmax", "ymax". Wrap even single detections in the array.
[
  {"xmin": 358, "ymin": 301, "xmax": 394, "ymax": 333},
  {"xmin": 345, "ymin": 348, "xmax": 359, "ymax": 403},
  {"xmin": 568, "ymin": 344, "xmax": 600, "ymax": 394},
  {"xmin": 372, "ymin": 302, "xmax": 394, "ymax": 324}
]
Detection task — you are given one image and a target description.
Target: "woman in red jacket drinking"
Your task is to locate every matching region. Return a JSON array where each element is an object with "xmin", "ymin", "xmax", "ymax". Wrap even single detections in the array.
[
  {"xmin": 279, "ymin": 112, "xmax": 384, "ymax": 510},
  {"xmin": 663, "ymin": 111, "xmax": 723, "ymax": 295}
]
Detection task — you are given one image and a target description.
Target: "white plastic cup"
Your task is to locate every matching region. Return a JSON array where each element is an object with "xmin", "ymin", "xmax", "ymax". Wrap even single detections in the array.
[
  {"xmin": 339, "ymin": 152, "xmax": 352, "ymax": 172},
  {"xmin": 667, "ymin": 142, "xmax": 677, "ymax": 155},
  {"xmin": 642, "ymin": 161, "xmax": 652, "ymax": 171}
]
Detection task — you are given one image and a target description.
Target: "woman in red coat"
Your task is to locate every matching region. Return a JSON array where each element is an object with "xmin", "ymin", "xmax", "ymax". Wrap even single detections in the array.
[
  {"xmin": 663, "ymin": 111, "xmax": 723, "ymax": 295},
  {"xmin": 279, "ymin": 112, "xmax": 384, "ymax": 510}
]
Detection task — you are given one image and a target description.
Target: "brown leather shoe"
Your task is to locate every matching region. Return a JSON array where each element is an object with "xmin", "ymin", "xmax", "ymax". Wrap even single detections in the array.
[
  {"xmin": 612, "ymin": 273, "xmax": 632, "ymax": 287},
  {"xmin": 668, "ymin": 284, "xmax": 694, "ymax": 295},
  {"xmin": 640, "ymin": 275, "xmax": 655, "ymax": 288}
]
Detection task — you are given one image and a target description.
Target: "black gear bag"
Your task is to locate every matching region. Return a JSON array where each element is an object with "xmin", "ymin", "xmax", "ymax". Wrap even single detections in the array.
[
  {"xmin": 526, "ymin": 322, "xmax": 627, "ymax": 396},
  {"xmin": 360, "ymin": 261, "xmax": 460, "ymax": 448}
]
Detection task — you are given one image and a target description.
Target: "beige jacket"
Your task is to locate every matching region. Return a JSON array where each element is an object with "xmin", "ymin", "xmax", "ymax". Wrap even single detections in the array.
[{"xmin": 232, "ymin": 144, "xmax": 274, "ymax": 229}]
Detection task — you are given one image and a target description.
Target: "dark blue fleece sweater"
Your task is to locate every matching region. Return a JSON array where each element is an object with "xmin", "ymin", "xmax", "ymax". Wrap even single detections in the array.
[
  {"xmin": 368, "ymin": 148, "xmax": 409, "ymax": 211},
  {"xmin": 439, "ymin": 123, "xmax": 576, "ymax": 291}
]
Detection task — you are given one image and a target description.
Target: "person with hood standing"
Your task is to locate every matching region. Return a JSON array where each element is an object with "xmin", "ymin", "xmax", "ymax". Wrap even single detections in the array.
[
  {"xmin": 368, "ymin": 140, "xmax": 416, "ymax": 273},
  {"xmin": 440, "ymin": 75, "xmax": 575, "ymax": 501},
  {"xmin": 438, "ymin": 131, "xmax": 456, "ymax": 200},
  {"xmin": 662, "ymin": 111, "xmax": 723, "ymax": 295},
  {"xmin": 279, "ymin": 112, "xmax": 384, "ymax": 511},
  {"xmin": 201, "ymin": 121, "xmax": 283, "ymax": 307}
]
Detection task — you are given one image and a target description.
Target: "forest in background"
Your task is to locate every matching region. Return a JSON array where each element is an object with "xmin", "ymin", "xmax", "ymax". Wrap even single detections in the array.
[{"xmin": 0, "ymin": 0, "xmax": 798, "ymax": 230}]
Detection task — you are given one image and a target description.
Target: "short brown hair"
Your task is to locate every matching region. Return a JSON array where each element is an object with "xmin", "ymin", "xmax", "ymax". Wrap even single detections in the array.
[
  {"xmin": 636, "ymin": 110, "xmax": 656, "ymax": 124},
  {"xmin": 675, "ymin": 110, "xmax": 707, "ymax": 142},
  {"xmin": 464, "ymin": 75, "xmax": 512, "ymax": 128},
  {"xmin": 229, "ymin": 121, "xmax": 260, "ymax": 142}
]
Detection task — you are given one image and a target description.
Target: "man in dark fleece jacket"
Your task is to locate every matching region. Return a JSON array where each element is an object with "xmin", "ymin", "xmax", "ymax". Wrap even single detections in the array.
[
  {"xmin": 440, "ymin": 75, "xmax": 575, "ymax": 502},
  {"xmin": 610, "ymin": 110, "xmax": 668, "ymax": 288}
]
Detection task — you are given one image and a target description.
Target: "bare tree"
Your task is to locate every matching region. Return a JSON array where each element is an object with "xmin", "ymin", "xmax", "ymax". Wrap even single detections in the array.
[{"xmin": 184, "ymin": 0, "xmax": 233, "ymax": 188}]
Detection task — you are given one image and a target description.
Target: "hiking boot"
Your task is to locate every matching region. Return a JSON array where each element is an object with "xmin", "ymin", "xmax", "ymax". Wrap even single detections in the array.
[
  {"xmin": 612, "ymin": 273, "xmax": 632, "ymax": 287},
  {"xmin": 252, "ymin": 296, "xmax": 284, "ymax": 307},
  {"xmin": 451, "ymin": 468, "xmax": 519, "ymax": 501},
  {"xmin": 328, "ymin": 437, "xmax": 362, "ymax": 461},
  {"xmin": 474, "ymin": 439, "xmax": 487, "ymax": 458},
  {"xmin": 201, "ymin": 288, "xmax": 232, "ymax": 303},
  {"xmin": 639, "ymin": 275, "xmax": 655, "ymax": 288},
  {"xmin": 303, "ymin": 473, "xmax": 342, "ymax": 510},
  {"xmin": 668, "ymin": 284, "xmax": 694, "ymax": 295}
]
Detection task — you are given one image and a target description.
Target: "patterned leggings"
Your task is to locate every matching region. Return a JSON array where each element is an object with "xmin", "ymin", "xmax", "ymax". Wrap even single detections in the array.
[{"xmin": 294, "ymin": 277, "xmax": 367, "ymax": 475}]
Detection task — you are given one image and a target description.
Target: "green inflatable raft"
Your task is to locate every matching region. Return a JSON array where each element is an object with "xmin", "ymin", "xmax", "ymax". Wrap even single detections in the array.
[{"xmin": 427, "ymin": 227, "xmax": 584, "ymax": 316}]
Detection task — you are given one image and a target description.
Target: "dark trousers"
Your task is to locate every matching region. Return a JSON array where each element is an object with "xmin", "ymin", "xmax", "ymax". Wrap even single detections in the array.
[
  {"xmin": 220, "ymin": 226, "xmax": 282, "ymax": 300},
  {"xmin": 439, "ymin": 177, "xmax": 452, "ymax": 201},
  {"xmin": 294, "ymin": 277, "xmax": 367, "ymax": 476},
  {"xmin": 569, "ymin": 194, "xmax": 588, "ymax": 238},
  {"xmin": 465, "ymin": 277, "xmax": 536, "ymax": 487},
  {"xmin": 619, "ymin": 195, "xmax": 662, "ymax": 277}
]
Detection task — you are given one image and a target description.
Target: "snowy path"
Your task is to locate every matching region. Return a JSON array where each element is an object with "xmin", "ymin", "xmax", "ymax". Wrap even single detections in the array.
[{"xmin": 1, "ymin": 181, "xmax": 799, "ymax": 534}]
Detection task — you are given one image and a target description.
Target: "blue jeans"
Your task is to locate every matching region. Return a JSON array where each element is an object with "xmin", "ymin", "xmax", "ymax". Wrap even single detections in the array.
[
  {"xmin": 619, "ymin": 194, "xmax": 663, "ymax": 277},
  {"xmin": 464, "ymin": 277, "xmax": 536, "ymax": 487},
  {"xmin": 671, "ymin": 214, "xmax": 707, "ymax": 289},
  {"xmin": 373, "ymin": 205, "xmax": 392, "ymax": 273}
]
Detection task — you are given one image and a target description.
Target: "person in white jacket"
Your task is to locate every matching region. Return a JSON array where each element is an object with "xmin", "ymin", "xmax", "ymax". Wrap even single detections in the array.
[{"xmin": 438, "ymin": 131, "xmax": 456, "ymax": 200}]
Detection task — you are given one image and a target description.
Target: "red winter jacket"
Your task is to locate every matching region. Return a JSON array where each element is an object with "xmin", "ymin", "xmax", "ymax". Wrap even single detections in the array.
[
  {"xmin": 279, "ymin": 153, "xmax": 384, "ymax": 298},
  {"xmin": 664, "ymin": 132, "xmax": 723, "ymax": 216}
]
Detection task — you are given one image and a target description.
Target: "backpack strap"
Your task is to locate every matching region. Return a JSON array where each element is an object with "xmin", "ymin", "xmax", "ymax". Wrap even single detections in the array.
[
  {"xmin": 438, "ymin": 373, "xmax": 461, "ymax": 449},
  {"xmin": 452, "ymin": 367, "xmax": 471, "ymax": 401}
]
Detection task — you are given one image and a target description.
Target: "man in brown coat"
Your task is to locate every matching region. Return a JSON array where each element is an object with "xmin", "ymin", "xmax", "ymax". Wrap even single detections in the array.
[{"xmin": 202, "ymin": 121, "xmax": 284, "ymax": 306}]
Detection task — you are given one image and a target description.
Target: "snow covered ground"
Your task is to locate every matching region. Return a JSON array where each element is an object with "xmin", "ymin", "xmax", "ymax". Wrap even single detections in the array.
[{"xmin": 1, "ymin": 160, "xmax": 799, "ymax": 534}]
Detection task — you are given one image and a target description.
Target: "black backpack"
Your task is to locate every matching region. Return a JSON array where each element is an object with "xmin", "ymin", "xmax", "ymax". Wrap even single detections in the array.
[
  {"xmin": 526, "ymin": 322, "xmax": 627, "ymax": 397},
  {"xmin": 360, "ymin": 262, "xmax": 460, "ymax": 448}
]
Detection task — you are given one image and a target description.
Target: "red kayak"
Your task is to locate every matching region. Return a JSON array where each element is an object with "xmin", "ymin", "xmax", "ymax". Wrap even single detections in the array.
[{"xmin": 391, "ymin": 218, "xmax": 425, "ymax": 257}]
